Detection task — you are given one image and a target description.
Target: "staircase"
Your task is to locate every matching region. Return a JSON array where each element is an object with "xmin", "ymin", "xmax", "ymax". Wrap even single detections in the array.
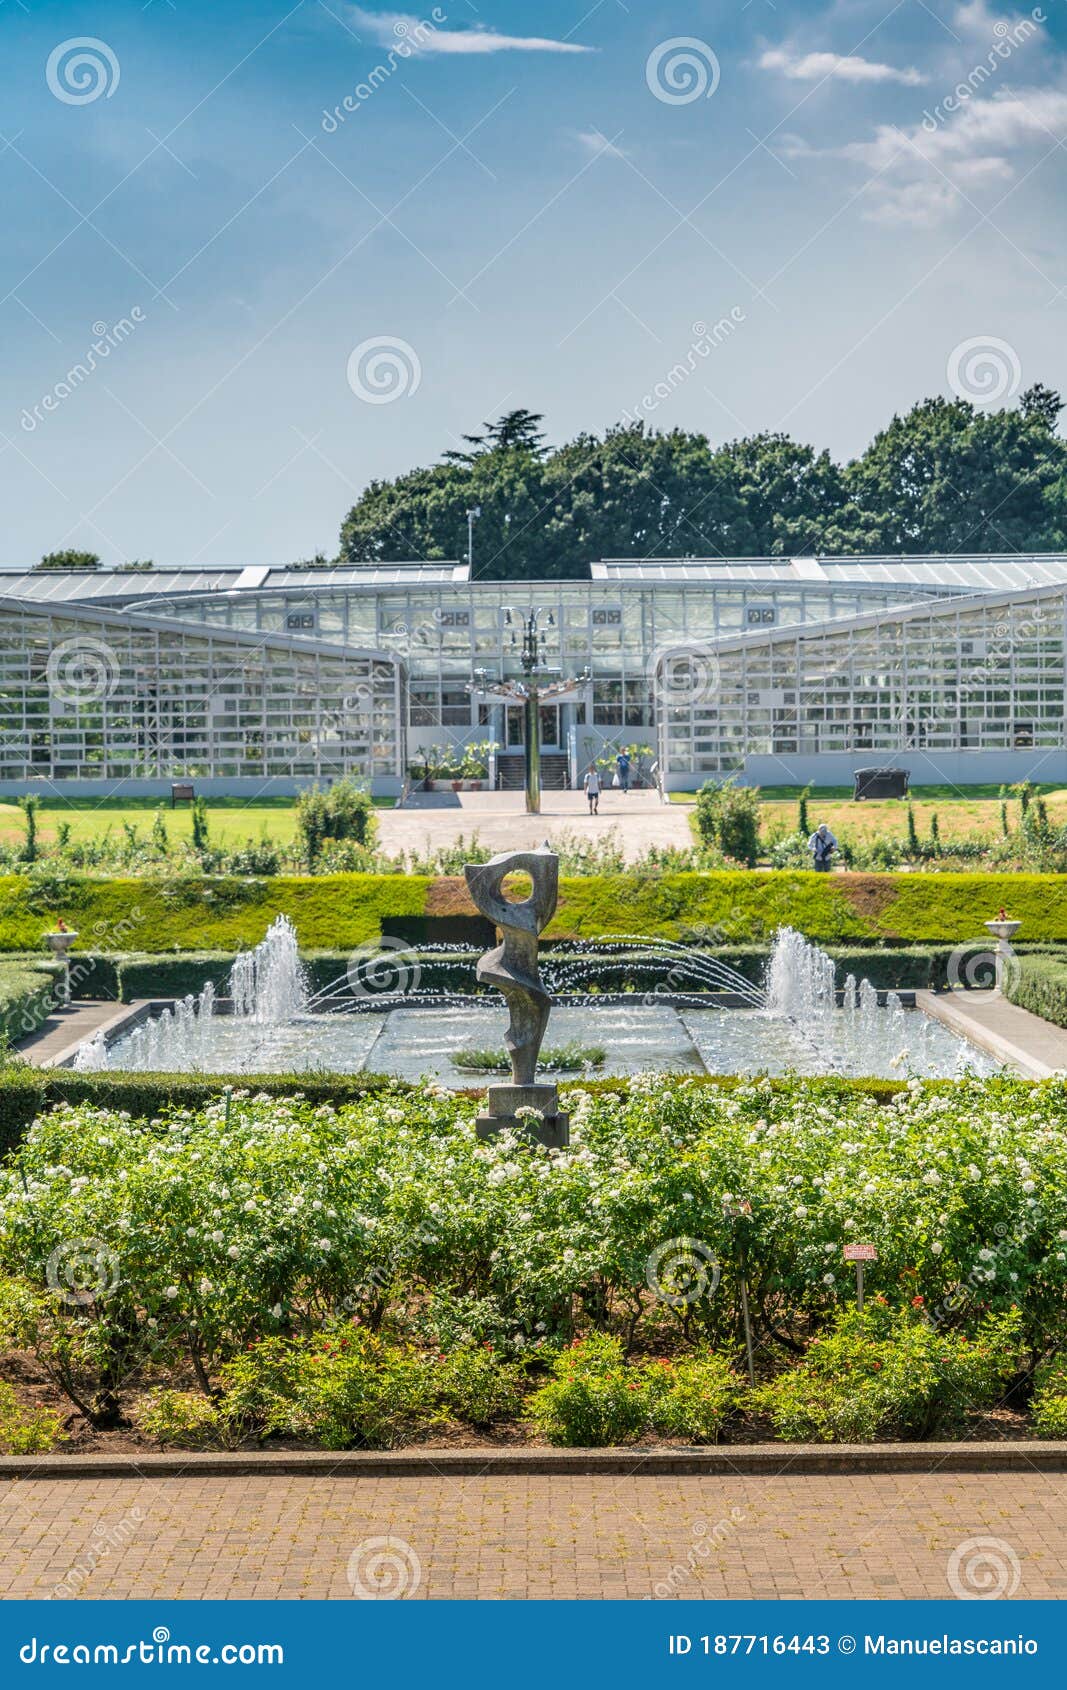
[{"xmin": 496, "ymin": 752, "xmax": 570, "ymax": 791}]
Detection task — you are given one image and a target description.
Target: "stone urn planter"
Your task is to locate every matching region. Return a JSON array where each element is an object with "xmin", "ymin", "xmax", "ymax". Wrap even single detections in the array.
[
  {"xmin": 983, "ymin": 915, "xmax": 1021, "ymax": 992},
  {"xmin": 44, "ymin": 927, "xmax": 79, "ymax": 1006}
]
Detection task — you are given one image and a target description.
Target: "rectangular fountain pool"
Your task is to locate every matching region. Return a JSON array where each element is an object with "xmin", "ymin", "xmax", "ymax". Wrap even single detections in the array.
[{"xmin": 98, "ymin": 999, "xmax": 997, "ymax": 1081}]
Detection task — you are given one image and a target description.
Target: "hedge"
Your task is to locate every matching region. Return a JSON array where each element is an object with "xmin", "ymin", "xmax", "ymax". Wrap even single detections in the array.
[
  {"xmin": 7, "ymin": 942, "xmax": 1052, "ymax": 1005},
  {"xmin": 2, "ymin": 869, "xmax": 1065, "ymax": 953},
  {"xmin": 1005, "ymin": 953, "xmax": 1067, "ymax": 1030},
  {"xmin": 0, "ymin": 1068, "xmax": 1017, "ymax": 1159},
  {"xmin": 0, "ymin": 961, "xmax": 60, "ymax": 1045}
]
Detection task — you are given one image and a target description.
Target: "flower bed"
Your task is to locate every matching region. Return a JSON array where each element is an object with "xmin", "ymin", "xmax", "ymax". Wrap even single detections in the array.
[{"xmin": 0, "ymin": 1075, "xmax": 1062, "ymax": 1450}]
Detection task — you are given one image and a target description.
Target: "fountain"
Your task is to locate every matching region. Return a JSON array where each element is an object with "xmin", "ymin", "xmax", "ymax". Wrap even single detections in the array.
[
  {"xmin": 73, "ymin": 912, "xmax": 997, "ymax": 1082},
  {"xmin": 463, "ymin": 842, "xmax": 569, "ymax": 1148}
]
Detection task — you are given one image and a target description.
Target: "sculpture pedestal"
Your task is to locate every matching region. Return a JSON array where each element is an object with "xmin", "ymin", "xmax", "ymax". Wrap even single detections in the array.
[{"xmin": 476, "ymin": 1082, "xmax": 570, "ymax": 1149}]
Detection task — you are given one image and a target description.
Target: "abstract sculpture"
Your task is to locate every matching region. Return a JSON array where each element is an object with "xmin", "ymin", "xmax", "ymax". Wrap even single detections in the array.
[{"xmin": 463, "ymin": 841, "xmax": 569, "ymax": 1147}]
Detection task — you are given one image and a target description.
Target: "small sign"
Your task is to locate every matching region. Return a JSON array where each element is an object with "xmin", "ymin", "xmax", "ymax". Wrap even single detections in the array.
[{"xmin": 843, "ymin": 1243, "xmax": 878, "ymax": 1261}]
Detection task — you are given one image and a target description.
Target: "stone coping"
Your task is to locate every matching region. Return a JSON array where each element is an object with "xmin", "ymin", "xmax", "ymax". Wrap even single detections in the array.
[{"xmin": 0, "ymin": 1443, "xmax": 1063, "ymax": 1479}]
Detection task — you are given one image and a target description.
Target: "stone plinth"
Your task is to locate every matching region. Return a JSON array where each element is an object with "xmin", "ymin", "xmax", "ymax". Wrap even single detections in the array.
[{"xmin": 476, "ymin": 1081, "xmax": 570, "ymax": 1149}]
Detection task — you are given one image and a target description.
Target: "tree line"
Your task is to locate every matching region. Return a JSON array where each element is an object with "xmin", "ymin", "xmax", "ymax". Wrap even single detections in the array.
[{"xmin": 334, "ymin": 389, "xmax": 1067, "ymax": 579}]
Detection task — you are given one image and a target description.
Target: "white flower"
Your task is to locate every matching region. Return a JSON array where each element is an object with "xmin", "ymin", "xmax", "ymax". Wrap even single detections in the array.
[
  {"xmin": 164, "ymin": 1286, "xmax": 179, "ymax": 1299},
  {"xmin": 922, "ymin": 1170, "xmax": 941, "ymax": 1186},
  {"xmin": 227, "ymin": 1245, "xmax": 240, "ymax": 1259},
  {"xmin": 317, "ymin": 1237, "xmax": 331, "ymax": 1251},
  {"xmin": 931, "ymin": 1241, "xmax": 943, "ymax": 1255},
  {"xmin": 794, "ymin": 1206, "xmax": 808, "ymax": 1219},
  {"xmin": 147, "ymin": 1317, "xmax": 158, "ymax": 1329},
  {"xmin": 563, "ymin": 1248, "xmax": 576, "ymax": 1263},
  {"xmin": 1022, "ymin": 1180, "xmax": 1036, "ymax": 1194},
  {"xmin": 198, "ymin": 1278, "xmax": 213, "ymax": 1296},
  {"xmin": 271, "ymin": 1303, "xmax": 283, "ymax": 1319},
  {"xmin": 822, "ymin": 1273, "xmax": 835, "ymax": 1285}
]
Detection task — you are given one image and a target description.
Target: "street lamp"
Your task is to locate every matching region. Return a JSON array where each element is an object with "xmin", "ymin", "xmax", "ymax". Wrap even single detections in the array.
[{"xmin": 468, "ymin": 607, "xmax": 589, "ymax": 815}]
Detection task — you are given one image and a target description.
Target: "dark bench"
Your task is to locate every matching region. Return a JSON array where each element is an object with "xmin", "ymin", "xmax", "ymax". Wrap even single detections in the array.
[
  {"xmin": 853, "ymin": 767, "xmax": 910, "ymax": 800},
  {"xmin": 170, "ymin": 782, "xmax": 195, "ymax": 807}
]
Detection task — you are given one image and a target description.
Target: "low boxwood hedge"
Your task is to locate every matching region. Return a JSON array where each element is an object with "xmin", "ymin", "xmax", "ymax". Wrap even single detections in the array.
[
  {"xmin": 0, "ymin": 961, "xmax": 60, "ymax": 1045},
  {"xmin": 1005, "ymin": 952, "xmax": 1067, "ymax": 1029}
]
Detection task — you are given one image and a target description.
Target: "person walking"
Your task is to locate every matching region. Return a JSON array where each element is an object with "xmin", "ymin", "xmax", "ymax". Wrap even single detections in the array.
[
  {"xmin": 583, "ymin": 763, "xmax": 601, "ymax": 815},
  {"xmin": 615, "ymin": 750, "xmax": 631, "ymax": 793},
  {"xmin": 808, "ymin": 821, "xmax": 838, "ymax": 871}
]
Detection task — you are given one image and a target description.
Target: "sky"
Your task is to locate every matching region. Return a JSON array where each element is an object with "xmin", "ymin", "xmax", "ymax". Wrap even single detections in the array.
[{"xmin": 2, "ymin": 0, "xmax": 1066, "ymax": 567}]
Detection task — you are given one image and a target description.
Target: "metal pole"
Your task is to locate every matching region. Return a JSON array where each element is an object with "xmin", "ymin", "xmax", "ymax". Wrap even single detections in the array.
[
  {"xmin": 856, "ymin": 1259, "xmax": 865, "ymax": 1313},
  {"xmin": 739, "ymin": 1273, "xmax": 756, "ymax": 1387},
  {"xmin": 524, "ymin": 682, "xmax": 541, "ymax": 814}
]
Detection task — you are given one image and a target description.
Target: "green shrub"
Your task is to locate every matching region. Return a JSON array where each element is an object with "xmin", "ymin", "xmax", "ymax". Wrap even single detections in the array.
[
  {"xmin": 694, "ymin": 783, "xmax": 762, "ymax": 866},
  {"xmin": 1031, "ymin": 1357, "xmax": 1067, "ymax": 1438},
  {"xmin": 753, "ymin": 1305, "xmax": 1023, "ymax": 1442},
  {"xmin": 435, "ymin": 1345, "xmax": 526, "ymax": 1428},
  {"xmin": 526, "ymin": 1336, "xmax": 741, "ymax": 1446},
  {"xmin": 0, "ymin": 1380, "xmax": 63, "ymax": 1453},
  {"xmin": 526, "ymin": 1335, "xmax": 655, "ymax": 1446},
  {"xmin": 219, "ymin": 1329, "xmax": 435, "ymax": 1449},
  {"xmin": 647, "ymin": 1351, "xmax": 741, "ymax": 1443},
  {"xmin": 136, "ymin": 1389, "xmax": 229, "ymax": 1449}
]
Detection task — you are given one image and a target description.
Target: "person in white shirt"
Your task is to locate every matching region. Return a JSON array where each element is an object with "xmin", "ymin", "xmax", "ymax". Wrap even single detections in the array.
[
  {"xmin": 583, "ymin": 763, "xmax": 601, "ymax": 814},
  {"xmin": 808, "ymin": 822, "xmax": 838, "ymax": 871}
]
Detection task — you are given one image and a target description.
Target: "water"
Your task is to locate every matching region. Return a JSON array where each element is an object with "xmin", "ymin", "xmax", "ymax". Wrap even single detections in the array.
[{"xmin": 77, "ymin": 919, "xmax": 999, "ymax": 1081}]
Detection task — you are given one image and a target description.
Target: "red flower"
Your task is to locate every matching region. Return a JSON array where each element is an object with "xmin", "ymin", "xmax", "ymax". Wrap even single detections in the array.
[{"xmin": 911, "ymin": 1295, "xmax": 925, "ymax": 1307}]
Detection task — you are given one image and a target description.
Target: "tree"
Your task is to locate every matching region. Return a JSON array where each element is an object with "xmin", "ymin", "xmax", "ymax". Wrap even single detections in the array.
[
  {"xmin": 846, "ymin": 387, "xmax": 1067, "ymax": 553},
  {"xmin": 36, "ymin": 550, "xmax": 100, "ymax": 570},
  {"xmin": 444, "ymin": 407, "xmax": 548, "ymax": 463}
]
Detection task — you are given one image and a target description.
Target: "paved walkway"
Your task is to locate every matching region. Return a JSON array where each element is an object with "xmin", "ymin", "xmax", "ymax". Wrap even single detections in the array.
[
  {"xmin": 1, "ymin": 1472, "xmax": 1063, "ymax": 1599},
  {"xmin": 917, "ymin": 989, "xmax": 1067, "ymax": 1078},
  {"xmin": 380, "ymin": 790, "xmax": 693, "ymax": 862},
  {"xmin": 13, "ymin": 1000, "xmax": 149, "ymax": 1068}
]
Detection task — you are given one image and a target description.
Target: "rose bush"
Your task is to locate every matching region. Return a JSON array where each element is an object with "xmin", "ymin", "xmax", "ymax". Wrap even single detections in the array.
[{"xmin": 0, "ymin": 1074, "xmax": 1062, "ymax": 1438}]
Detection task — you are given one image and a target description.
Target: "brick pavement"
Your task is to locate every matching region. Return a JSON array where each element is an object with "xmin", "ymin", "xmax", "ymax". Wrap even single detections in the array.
[{"xmin": 1, "ymin": 1473, "xmax": 1064, "ymax": 1599}]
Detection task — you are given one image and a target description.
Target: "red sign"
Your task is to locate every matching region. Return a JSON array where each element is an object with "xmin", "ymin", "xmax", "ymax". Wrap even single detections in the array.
[{"xmin": 843, "ymin": 1243, "xmax": 878, "ymax": 1261}]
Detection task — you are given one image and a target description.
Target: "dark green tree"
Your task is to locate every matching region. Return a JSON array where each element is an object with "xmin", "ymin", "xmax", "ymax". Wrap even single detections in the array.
[{"xmin": 36, "ymin": 550, "xmax": 100, "ymax": 570}]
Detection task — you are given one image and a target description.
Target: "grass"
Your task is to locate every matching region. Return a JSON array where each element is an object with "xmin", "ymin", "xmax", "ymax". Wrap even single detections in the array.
[
  {"xmin": 670, "ymin": 786, "xmax": 1067, "ymax": 846},
  {"xmin": 451, "ymin": 1041, "xmax": 607, "ymax": 1073},
  {"xmin": 0, "ymin": 797, "xmax": 394, "ymax": 851}
]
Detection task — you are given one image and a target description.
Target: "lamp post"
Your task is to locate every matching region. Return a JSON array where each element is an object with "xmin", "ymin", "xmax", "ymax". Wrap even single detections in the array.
[{"xmin": 468, "ymin": 607, "xmax": 589, "ymax": 815}]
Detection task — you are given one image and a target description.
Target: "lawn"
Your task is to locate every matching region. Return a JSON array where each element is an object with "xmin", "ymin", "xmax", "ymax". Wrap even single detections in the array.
[
  {"xmin": 670, "ymin": 786, "xmax": 1067, "ymax": 844},
  {"xmin": 0, "ymin": 796, "xmax": 393, "ymax": 851}
]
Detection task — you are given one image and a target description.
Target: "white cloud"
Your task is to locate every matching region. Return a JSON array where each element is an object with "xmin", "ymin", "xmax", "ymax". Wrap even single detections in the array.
[
  {"xmin": 348, "ymin": 8, "xmax": 592, "ymax": 54},
  {"xmin": 574, "ymin": 128, "xmax": 629, "ymax": 160},
  {"xmin": 826, "ymin": 88, "xmax": 1067, "ymax": 222},
  {"xmin": 759, "ymin": 47, "xmax": 925, "ymax": 85}
]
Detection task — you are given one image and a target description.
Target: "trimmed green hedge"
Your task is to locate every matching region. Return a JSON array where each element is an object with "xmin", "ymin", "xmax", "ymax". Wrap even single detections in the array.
[
  {"xmin": 0, "ymin": 961, "xmax": 60, "ymax": 1044},
  {"xmin": 3, "ymin": 869, "xmax": 1066, "ymax": 953},
  {"xmin": 7, "ymin": 942, "xmax": 1040, "ymax": 1004},
  {"xmin": 1005, "ymin": 953, "xmax": 1067, "ymax": 1029}
]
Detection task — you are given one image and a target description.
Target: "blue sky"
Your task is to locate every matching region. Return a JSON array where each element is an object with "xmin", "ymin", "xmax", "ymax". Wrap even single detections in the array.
[{"xmin": 2, "ymin": 0, "xmax": 1066, "ymax": 566}]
